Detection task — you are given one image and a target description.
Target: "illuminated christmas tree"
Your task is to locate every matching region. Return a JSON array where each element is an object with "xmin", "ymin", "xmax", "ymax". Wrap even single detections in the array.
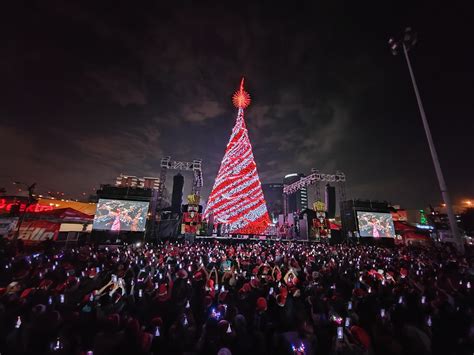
[{"xmin": 204, "ymin": 78, "xmax": 270, "ymax": 234}]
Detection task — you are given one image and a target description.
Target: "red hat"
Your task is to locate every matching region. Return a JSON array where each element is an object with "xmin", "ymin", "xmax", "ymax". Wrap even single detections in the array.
[
  {"xmin": 276, "ymin": 293, "xmax": 287, "ymax": 307},
  {"xmin": 83, "ymin": 291, "xmax": 95, "ymax": 303},
  {"xmin": 151, "ymin": 317, "xmax": 163, "ymax": 328},
  {"xmin": 241, "ymin": 283, "xmax": 251, "ymax": 293},
  {"xmin": 279, "ymin": 286, "xmax": 288, "ymax": 297},
  {"xmin": 194, "ymin": 271, "xmax": 203, "ymax": 281},
  {"xmin": 250, "ymin": 278, "xmax": 260, "ymax": 289},
  {"xmin": 177, "ymin": 269, "xmax": 188, "ymax": 279},
  {"xmin": 256, "ymin": 297, "xmax": 267, "ymax": 312},
  {"xmin": 20, "ymin": 288, "xmax": 34, "ymax": 299},
  {"xmin": 350, "ymin": 325, "xmax": 371, "ymax": 349},
  {"xmin": 157, "ymin": 284, "xmax": 168, "ymax": 301},
  {"xmin": 39, "ymin": 279, "xmax": 53, "ymax": 290},
  {"xmin": 400, "ymin": 268, "xmax": 408, "ymax": 278},
  {"xmin": 56, "ymin": 282, "xmax": 67, "ymax": 293},
  {"xmin": 88, "ymin": 268, "xmax": 98, "ymax": 278}
]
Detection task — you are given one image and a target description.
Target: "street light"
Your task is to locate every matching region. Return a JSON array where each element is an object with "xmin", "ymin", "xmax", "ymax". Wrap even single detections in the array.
[{"xmin": 389, "ymin": 27, "xmax": 464, "ymax": 253}]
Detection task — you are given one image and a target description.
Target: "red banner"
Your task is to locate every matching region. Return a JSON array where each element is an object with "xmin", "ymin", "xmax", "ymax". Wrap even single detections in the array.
[
  {"xmin": 18, "ymin": 220, "xmax": 60, "ymax": 244},
  {"xmin": 0, "ymin": 198, "xmax": 54, "ymax": 214}
]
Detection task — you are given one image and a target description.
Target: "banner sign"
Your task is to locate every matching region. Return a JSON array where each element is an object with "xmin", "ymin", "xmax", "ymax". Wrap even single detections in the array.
[
  {"xmin": 0, "ymin": 198, "xmax": 53, "ymax": 214},
  {"xmin": 18, "ymin": 220, "xmax": 60, "ymax": 244}
]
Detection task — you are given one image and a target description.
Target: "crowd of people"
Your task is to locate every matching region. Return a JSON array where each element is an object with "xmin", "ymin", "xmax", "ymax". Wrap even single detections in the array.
[{"xmin": 0, "ymin": 239, "xmax": 472, "ymax": 355}]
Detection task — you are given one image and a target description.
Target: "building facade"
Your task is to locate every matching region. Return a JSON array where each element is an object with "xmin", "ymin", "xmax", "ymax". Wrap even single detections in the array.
[
  {"xmin": 116, "ymin": 174, "xmax": 160, "ymax": 190},
  {"xmin": 283, "ymin": 173, "xmax": 308, "ymax": 213},
  {"xmin": 262, "ymin": 183, "xmax": 284, "ymax": 222}
]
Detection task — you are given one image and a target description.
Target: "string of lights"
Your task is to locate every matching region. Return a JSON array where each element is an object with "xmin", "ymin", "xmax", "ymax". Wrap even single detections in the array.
[{"xmin": 204, "ymin": 78, "xmax": 270, "ymax": 234}]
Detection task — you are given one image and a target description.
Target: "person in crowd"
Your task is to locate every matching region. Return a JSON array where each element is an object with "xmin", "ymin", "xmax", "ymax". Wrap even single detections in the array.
[{"xmin": 0, "ymin": 240, "xmax": 472, "ymax": 355}]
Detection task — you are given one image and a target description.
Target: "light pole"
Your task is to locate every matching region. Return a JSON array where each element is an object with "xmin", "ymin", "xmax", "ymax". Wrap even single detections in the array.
[{"xmin": 389, "ymin": 27, "xmax": 464, "ymax": 253}]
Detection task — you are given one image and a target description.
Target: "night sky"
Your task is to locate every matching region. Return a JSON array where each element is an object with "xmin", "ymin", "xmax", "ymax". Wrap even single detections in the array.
[{"xmin": 1, "ymin": 1, "xmax": 473, "ymax": 209}]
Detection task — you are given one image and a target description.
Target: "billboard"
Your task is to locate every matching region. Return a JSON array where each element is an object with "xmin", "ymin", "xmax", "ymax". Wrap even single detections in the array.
[
  {"xmin": 92, "ymin": 199, "xmax": 149, "ymax": 232},
  {"xmin": 356, "ymin": 211, "xmax": 395, "ymax": 238},
  {"xmin": 18, "ymin": 220, "xmax": 60, "ymax": 244}
]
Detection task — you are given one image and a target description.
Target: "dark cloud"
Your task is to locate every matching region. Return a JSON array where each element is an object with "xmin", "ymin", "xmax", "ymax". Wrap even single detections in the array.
[{"xmin": 1, "ymin": 1, "xmax": 473, "ymax": 208}]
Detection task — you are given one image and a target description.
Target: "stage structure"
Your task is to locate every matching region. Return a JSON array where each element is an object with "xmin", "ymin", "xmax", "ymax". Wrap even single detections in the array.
[
  {"xmin": 204, "ymin": 78, "xmax": 270, "ymax": 235},
  {"xmin": 156, "ymin": 157, "xmax": 203, "ymax": 211},
  {"xmin": 283, "ymin": 170, "xmax": 346, "ymax": 216}
]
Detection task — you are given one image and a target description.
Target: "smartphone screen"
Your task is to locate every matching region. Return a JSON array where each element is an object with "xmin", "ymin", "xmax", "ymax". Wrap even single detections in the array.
[{"xmin": 337, "ymin": 326, "xmax": 343, "ymax": 340}]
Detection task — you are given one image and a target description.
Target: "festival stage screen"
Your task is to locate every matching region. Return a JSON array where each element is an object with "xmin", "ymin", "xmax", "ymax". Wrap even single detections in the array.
[
  {"xmin": 93, "ymin": 199, "xmax": 149, "ymax": 232},
  {"xmin": 356, "ymin": 211, "xmax": 395, "ymax": 238}
]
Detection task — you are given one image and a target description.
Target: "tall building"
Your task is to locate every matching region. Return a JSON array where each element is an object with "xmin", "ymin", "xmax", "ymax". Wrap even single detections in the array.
[
  {"xmin": 262, "ymin": 183, "xmax": 284, "ymax": 222},
  {"xmin": 141, "ymin": 177, "xmax": 160, "ymax": 190},
  {"xmin": 116, "ymin": 174, "xmax": 160, "ymax": 190},
  {"xmin": 116, "ymin": 174, "xmax": 139, "ymax": 188},
  {"xmin": 171, "ymin": 173, "xmax": 184, "ymax": 214},
  {"xmin": 283, "ymin": 173, "xmax": 308, "ymax": 213}
]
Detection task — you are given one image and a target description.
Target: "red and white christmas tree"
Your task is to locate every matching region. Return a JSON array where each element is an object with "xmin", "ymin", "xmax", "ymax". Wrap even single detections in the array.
[{"xmin": 204, "ymin": 78, "xmax": 270, "ymax": 234}]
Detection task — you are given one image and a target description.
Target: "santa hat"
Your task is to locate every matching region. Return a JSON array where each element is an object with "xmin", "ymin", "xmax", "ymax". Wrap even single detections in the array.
[
  {"xmin": 250, "ymin": 278, "xmax": 260, "ymax": 289},
  {"xmin": 194, "ymin": 271, "xmax": 204, "ymax": 282},
  {"xmin": 20, "ymin": 288, "xmax": 34, "ymax": 299},
  {"xmin": 400, "ymin": 268, "xmax": 408, "ymax": 278},
  {"xmin": 256, "ymin": 297, "xmax": 267, "ymax": 312},
  {"xmin": 157, "ymin": 284, "xmax": 168, "ymax": 302},
  {"xmin": 177, "ymin": 269, "xmax": 188, "ymax": 279},
  {"xmin": 206, "ymin": 279, "xmax": 215, "ymax": 291},
  {"xmin": 88, "ymin": 268, "xmax": 98, "ymax": 278},
  {"xmin": 350, "ymin": 325, "xmax": 371, "ymax": 350},
  {"xmin": 276, "ymin": 294, "xmax": 287, "ymax": 307}
]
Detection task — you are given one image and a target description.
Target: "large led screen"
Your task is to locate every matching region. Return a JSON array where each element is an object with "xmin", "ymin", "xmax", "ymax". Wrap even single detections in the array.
[
  {"xmin": 356, "ymin": 211, "xmax": 395, "ymax": 238},
  {"xmin": 93, "ymin": 199, "xmax": 149, "ymax": 232}
]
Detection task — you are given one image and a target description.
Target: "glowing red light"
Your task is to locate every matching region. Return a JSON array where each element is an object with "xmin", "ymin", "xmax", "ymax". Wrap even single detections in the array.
[{"xmin": 232, "ymin": 77, "xmax": 251, "ymax": 109}]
